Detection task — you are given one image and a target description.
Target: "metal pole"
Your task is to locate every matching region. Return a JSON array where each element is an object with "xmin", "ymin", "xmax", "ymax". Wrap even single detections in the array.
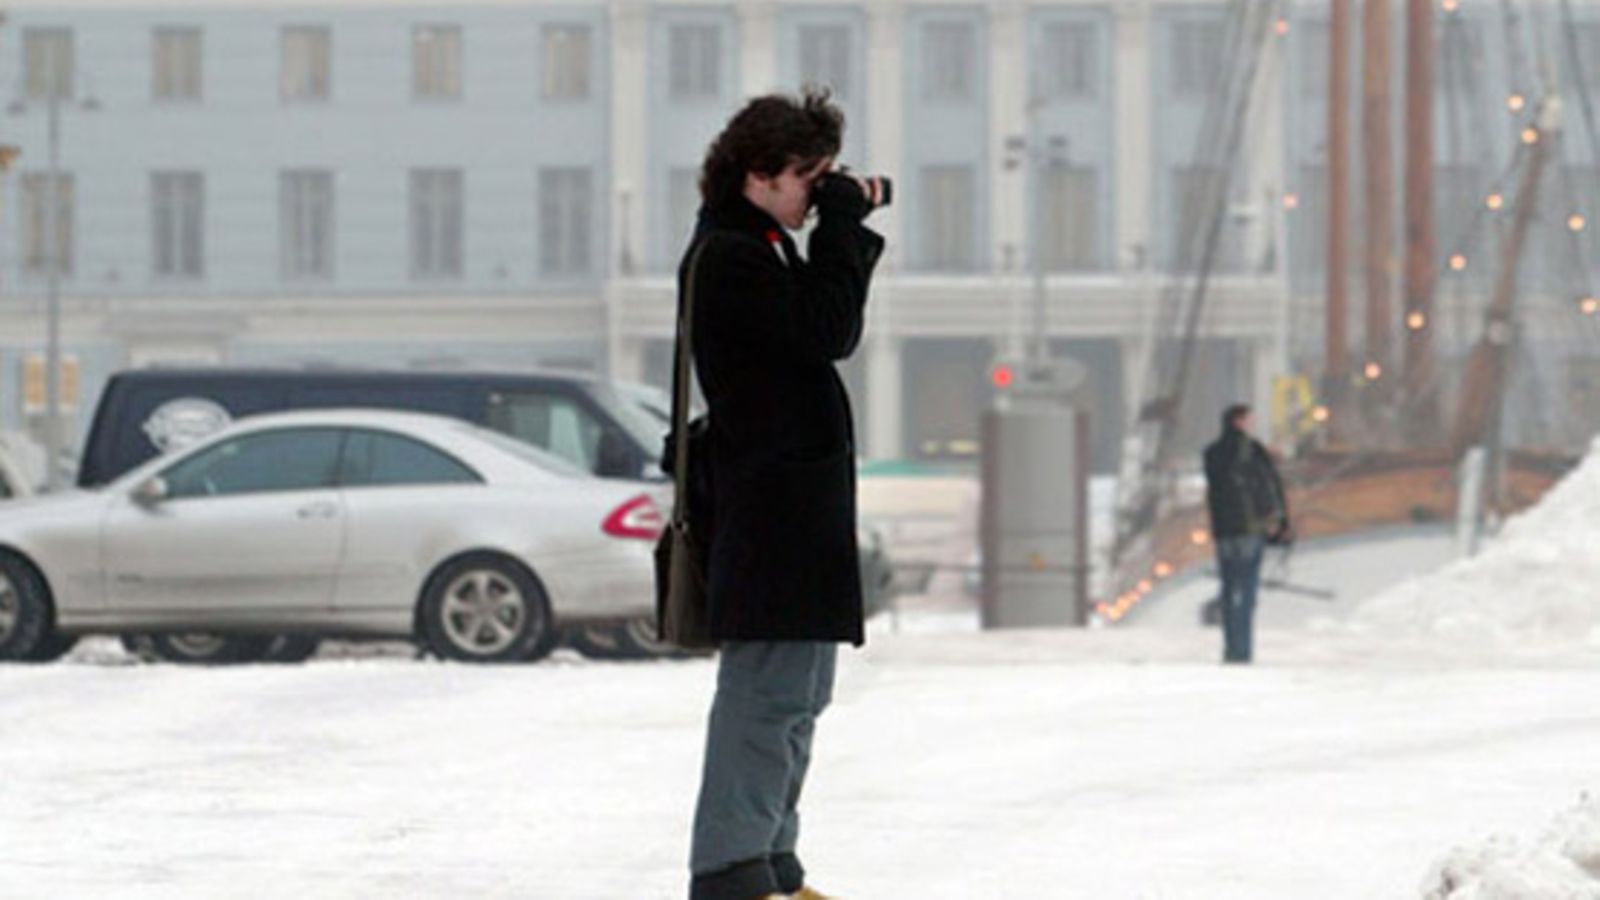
[
  {"xmin": 1362, "ymin": 0, "xmax": 1396, "ymax": 417},
  {"xmin": 1326, "ymin": 0, "xmax": 1352, "ymax": 441},
  {"xmin": 1402, "ymin": 0, "xmax": 1439, "ymax": 437},
  {"xmin": 44, "ymin": 87, "xmax": 62, "ymax": 492},
  {"xmin": 1029, "ymin": 98, "xmax": 1048, "ymax": 364}
]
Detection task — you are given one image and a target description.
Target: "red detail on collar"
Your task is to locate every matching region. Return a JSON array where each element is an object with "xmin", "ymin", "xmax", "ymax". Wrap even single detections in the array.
[{"xmin": 765, "ymin": 230, "xmax": 782, "ymax": 244}]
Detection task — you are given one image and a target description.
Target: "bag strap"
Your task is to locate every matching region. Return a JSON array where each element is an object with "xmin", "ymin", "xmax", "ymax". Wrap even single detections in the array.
[{"xmin": 669, "ymin": 237, "xmax": 711, "ymax": 526}]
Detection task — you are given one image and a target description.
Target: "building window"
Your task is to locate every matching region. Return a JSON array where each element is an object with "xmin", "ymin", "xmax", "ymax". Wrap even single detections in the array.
[
  {"xmin": 798, "ymin": 24, "xmax": 852, "ymax": 100},
  {"xmin": 152, "ymin": 171, "xmax": 204, "ymax": 279},
  {"xmin": 1299, "ymin": 21, "xmax": 1329, "ymax": 101},
  {"xmin": 921, "ymin": 165, "xmax": 976, "ymax": 271},
  {"xmin": 1038, "ymin": 22, "xmax": 1096, "ymax": 101},
  {"xmin": 410, "ymin": 169, "xmax": 464, "ymax": 279},
  {"xmin": 281, "ymin": 26, "xmax": 331, "ymax": 103},
  {"xmin": 1439, "ymin": 18, "xmax": 1484, "ymax": 99},
  {"xmin": 1562, "ymin": 24, "xmax": 1600, "ymax": 93},
  {"xmin": 923, "ymin": 21, "xmax": 976, "ymax": 103},
  {"xmin": 20, "ymin": 173, "xmax": 74, "ymax": 277},
  {"xmin": 23, "ymin": 28, "xmax": 73, "ymax": 102},
  {"xmin": 280, "ymin": 170, "xmax": 335, "ymax": 280},
  {"xmin": 538, "ymin": 167, "xmax": 593, "ymax": 277},
  {"xmin": 667, "ymin": 167, "xmax": 700, "ymax": 261},
  {"xmin": 153, "ymin": 27, "xmax": 203, "ymax": 102},
  {"xmin": 413, "ymin": 25, "xmax": 462, "ymax": 101},
  {"xmin": 543, "ymin": 24, "xmax": 592, "ymax": 100},
  {"xmin": 1171, "ymin": 164, "xmax": 1243, "ymax": 272},
  {"xmin": 1171, "ymin": 20, "xmax": 1223, "ymax": 99},
  {"xmin": 1293, "ymin": 164, "xmax": 1329, "ymax": 275},
  {"xmin": 668, "ymin": 23, "xmax": 720, "ymax": 100},
  {"xmin": 1042, "ymin": 166, "xmax": 1100, "ymax": 271}
]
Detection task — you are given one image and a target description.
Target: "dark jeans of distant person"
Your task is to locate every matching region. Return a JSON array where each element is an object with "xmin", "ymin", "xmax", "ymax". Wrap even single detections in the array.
[{"xmin": 1217, "ymin": 534, "xmax": 1265, "ymax": 663}]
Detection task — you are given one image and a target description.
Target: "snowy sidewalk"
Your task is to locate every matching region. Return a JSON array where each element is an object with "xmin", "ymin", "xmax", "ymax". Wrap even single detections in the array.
[{"xmin": 4, "ymin": 628, "xmax": 1598, "ymax": 899}]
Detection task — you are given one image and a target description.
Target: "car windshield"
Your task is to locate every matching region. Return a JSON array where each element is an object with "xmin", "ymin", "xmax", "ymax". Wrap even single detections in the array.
[{"xmin": 462, "ymin": 424, "xmax": 589, "ymax": 478}]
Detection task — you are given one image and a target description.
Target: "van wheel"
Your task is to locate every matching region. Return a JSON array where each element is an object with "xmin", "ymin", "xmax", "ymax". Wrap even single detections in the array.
[
  {"xmin": 567, "ymin": 617, "xmax": 701, "ymax": 661},
  {"xmin": 0, "ymin": 552, "xmax": 57, "ymax": 663},
  {"xmin": 261, "ymin": 635, "xmax": 320, "ymax": 663},
  {"xmin": 148, "ymin": 632, "xmax": 272, "ymax": 665},
  {"xmin": 567, "ymin": 621, "xmax": 636, "ymax": 660},
  {"xmin": 420, "ymin": 555, "xmax": 556, "ymax": 663}
]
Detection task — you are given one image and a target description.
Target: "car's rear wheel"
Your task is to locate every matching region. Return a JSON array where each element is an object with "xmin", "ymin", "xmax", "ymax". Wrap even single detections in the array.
[
  {"xmin": 147, "ymin": 632, "xmax": 273, "ymax": 665},
  {"xmin": 23, "ymin": 632, "xmax": 78, "ymax": 662},
  {"xmin": 420, "ymin": 555, "xmax": 557, "ymax": 663},
  {"xmin": 0, "ymin": 552, "xmax": 59, "ymax": 663}
]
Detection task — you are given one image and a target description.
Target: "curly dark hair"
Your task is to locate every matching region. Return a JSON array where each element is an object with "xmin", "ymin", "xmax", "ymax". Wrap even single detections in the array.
[{"xmin": 699, "ymin": 87, "xmax": 844, "ymax": 209}]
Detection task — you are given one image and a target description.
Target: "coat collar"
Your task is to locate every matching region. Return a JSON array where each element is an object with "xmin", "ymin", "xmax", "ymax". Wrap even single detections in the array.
[
  {"xmin": 699, "ymin": 194, "xmax": 797, "ymax": 266},
  {"xmin": 702, "ymin": 193, "xmax": 784, "ymax": 237}
]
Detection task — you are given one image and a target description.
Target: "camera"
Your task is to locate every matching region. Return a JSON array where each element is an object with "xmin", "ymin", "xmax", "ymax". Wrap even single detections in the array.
[{"xmin": 811, "ymin": 169, "xmax": 893, "ymax": 215}]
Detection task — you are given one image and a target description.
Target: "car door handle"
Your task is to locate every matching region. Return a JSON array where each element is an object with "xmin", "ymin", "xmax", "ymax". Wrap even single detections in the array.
[{"xmin": 296, "ymin": 502, "xmax": 339, "ymax": 519}]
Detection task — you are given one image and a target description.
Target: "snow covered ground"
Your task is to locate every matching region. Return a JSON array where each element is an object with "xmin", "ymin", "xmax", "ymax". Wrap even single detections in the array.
[
  {"xmin": 6, "ymin": 444, "xmax": 1600, "ymax": 898},
  {"xmin": 2, "ymin": 623, "xmax": 1597, "ymax": 899}
]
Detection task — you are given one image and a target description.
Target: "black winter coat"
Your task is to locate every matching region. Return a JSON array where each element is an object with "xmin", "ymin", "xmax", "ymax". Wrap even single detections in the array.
[
  {"xmin": 677, "ymin": 194, "xmax": 884, "ymax": 644},
  {"xmin": 1203, "ymin": 427, "xmax": 1288, "ymax": 540}
]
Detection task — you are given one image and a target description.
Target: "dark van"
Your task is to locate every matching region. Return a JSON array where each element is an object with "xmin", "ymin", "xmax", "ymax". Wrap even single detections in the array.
[{"xmin": 78, "ymin": 368, "xmax": 668, "ymax": 488}]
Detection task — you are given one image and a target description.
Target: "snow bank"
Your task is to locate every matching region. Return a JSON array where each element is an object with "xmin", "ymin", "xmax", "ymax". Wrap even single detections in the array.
[
  {"xmin": 1350, "ymin": 436, "xmax": 1600, "ymax": 649},
  {"xmin": 1422, "ymin": 794, "xmax": 1600, "ymax": 899}
]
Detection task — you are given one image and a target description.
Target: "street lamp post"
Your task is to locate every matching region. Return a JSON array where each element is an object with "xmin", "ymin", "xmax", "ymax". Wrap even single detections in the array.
[
  {"xmin": 10, "ymin": 74, "xmax": 97, "ymax": 492},
  {"xmin": 1005, "ymin": 98, "xmax": 1072, "ymax": 366},
  {"xmin": 43, "ymin": 86, "xmax": 64, "ymax": 492}
]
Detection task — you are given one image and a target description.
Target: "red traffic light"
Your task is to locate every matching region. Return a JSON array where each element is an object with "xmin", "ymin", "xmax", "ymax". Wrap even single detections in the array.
[{"xmin": 991, "ymin": 365, "xmax": 1015, "ymax": 389}]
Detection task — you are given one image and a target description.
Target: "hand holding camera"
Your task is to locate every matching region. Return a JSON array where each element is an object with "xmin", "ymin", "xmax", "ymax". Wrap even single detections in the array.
[{"xmin": 811, "ymin": 168, "xmax": 893, "ymax": 220}]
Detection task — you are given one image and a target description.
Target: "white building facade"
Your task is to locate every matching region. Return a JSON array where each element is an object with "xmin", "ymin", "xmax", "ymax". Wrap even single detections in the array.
[{"xmin": 3, "ymin": 0, "xmax": 1595, "ymax": 470}]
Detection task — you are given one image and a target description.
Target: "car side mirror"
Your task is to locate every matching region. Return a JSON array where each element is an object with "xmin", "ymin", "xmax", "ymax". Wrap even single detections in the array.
[{"xmin": 133, "ymin": 477, "xmax": 169, "ymax": 506}]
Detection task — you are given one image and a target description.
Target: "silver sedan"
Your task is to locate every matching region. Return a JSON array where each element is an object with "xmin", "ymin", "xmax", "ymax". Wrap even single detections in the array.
[{"xmin": 0, "ymin": 410, "xmax": 663, "ymax": 663}]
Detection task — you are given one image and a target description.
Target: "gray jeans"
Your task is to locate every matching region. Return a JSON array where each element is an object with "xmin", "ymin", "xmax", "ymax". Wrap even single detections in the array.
[{"xmin": 690, "ymin": 641, "xmax": 838, "ymax": 880}]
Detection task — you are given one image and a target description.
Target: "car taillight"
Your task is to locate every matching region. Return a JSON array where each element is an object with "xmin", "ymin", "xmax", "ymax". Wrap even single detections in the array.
[{"xmin": 602, "ymin": 494, "xmax": 664, "ymax": 540}]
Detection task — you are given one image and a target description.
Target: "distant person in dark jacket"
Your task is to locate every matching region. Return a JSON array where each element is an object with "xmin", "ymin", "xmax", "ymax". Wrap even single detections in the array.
[
  {"xmin": 1203, "ymin": 404, "xmax": 1290, "ymax": 664},
  {"xmin": 680, "ymin": 89, "xmax": 886, "ymax": 900}
]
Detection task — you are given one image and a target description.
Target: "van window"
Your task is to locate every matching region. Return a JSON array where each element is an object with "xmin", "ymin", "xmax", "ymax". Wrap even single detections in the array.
[{"xmin": 487, "ymin": 391, "xmax": 607, "ymax": 474}]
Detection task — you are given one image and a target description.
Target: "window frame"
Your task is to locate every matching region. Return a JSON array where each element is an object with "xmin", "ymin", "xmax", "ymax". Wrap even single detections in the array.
[
  {"xmin": 667, "ymin": 22, "xmax": 722, "ymax": 102},
  {"xmin": 157, "ymin": 427, "xmax": 346, "ymax": 501},
  {"xmin": 409, "ymin": 168, "xmax": 465, "ymax": 281},
  {"xmin": 336, "ymin": 428, "xmax": 483, "ymax": 489},
  {"xmin": 797, "ymin": 22, "xmax": 853, "ymax": 101},
  {"xmin": 1037, "ymin": 21, "xmax": 1097, "ymax": 102},
  {"xmin": 151, "ymin": 170, "xmax": 206, "ymax": 281},
  {"xmin": 538, "ymin": 166, "xmax": 594, "ymax": 278},
  {"xmin": 280, "ymin": 169, "xmax": 337, "ymax": 281},
  {"xmin": 281, "ymin": 24, "xmax": 332, "ymax": 104},
  {"xmin": 23, "ymin": 27, "xmax": 74, "ymax": 103},
  {"xmin": 920, "ymin": 164, "xmax": 978, "ymax": 272},
  {"xmin": 152, "ymin": 26, "xmax": 203, "ymax": 103},
  {"xmin": 922, "ymin": 20, "xmax": 976, "ymax": 104},
  {"xmin": 412, "ymin": 23, "xmax": 463, "ymax": 103},
  {"xmin": 542, "ymin": 23, "xmax": 593, "ymax": 101},
  {"xmin": 20, "ymin": 172, "xmax": 75, "ymax": 279}
]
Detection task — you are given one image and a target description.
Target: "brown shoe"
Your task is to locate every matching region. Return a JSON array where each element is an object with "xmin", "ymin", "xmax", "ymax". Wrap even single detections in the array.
[{"xmin": 791, "ymin": 888, "xmax": 837, "ymax": 900}]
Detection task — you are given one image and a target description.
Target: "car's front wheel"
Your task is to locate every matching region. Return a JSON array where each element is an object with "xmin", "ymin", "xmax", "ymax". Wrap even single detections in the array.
[
  {"xmin": 419, "ymin": 555, "xmax": 557, "ymax": 663},
  {"xmin": 0, "ymin": 552, "xmax": 60, "ymax": 663}
]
